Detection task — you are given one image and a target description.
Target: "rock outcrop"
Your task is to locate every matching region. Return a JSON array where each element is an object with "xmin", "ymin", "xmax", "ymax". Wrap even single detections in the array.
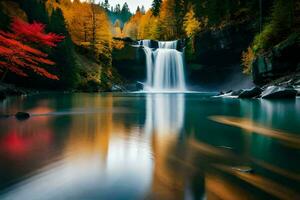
[
  {"xmin": 186, "ymin": 22, "xmax": 255, "ymax": 91},
  {"xmin": 238, "ymin": 87, "xmax": 262, "ymax": 98},
  {"xmin": 261, "ymin": 86, "xmax": 297, "ymax": 99},
  {"xmin": 252, "ymin": 34, "xmax": 300, "ymax": 85},
  {"xmin": 112, "ymin": 44, "xmax": 146, "ymax": 83}
]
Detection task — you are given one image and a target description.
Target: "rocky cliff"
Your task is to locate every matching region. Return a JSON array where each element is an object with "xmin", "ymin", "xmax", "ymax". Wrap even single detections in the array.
[
  {"xmin": 186, "ymin": 22, "xmax": 256, "ymax": 91},
  {"xmin": 252, "ymin": 33, "xmax": 300, "ymax": 85}
]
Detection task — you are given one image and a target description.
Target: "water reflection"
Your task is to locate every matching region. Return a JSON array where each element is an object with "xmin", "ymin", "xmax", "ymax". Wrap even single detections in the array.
[
  {"xmin": 0, "ymin": 93, "xmax": 299, "ymax": 200},
  {"xmin": 144, "ymin": 94, "xmax": 186, "ymax": 199},
  {"xmin": 145, "ymin": 94, "xmax": 184, "ymax": 135}
]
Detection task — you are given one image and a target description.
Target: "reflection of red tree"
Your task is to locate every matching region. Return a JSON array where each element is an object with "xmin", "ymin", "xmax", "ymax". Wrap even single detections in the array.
[
  {"xmin": 0, "ymin": 130, "xmax": 53, "ymax": 157},
  {"xmin": 1, "ymin": 131, "xmax": 28, "ymax": 155}
]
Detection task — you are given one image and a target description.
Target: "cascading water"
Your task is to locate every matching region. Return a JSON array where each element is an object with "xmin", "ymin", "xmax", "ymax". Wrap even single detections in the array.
[{"xmin": 139, "ymin": 40, "xmax": 186, "ymax": 92}]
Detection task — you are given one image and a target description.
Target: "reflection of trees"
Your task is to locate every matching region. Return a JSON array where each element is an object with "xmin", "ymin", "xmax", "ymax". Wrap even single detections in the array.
[{"xmin": 0, "ymin": 101, "xmax": 56, "ymax": 189}]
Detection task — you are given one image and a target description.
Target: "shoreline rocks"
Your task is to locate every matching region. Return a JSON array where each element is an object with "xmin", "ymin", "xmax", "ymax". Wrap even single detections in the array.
[
  {"xmin": 217, "ymin": 85, "xmax": 298, "ymax": 99},
  {"xmin": 261, "ymin": 86, "xmax": 297, "ymax": 99},
  {"xmin": 217, "ymin": 72, "xmax": 300, "ymax": 99},
  {"xmin": 238, "ymin": 87, "xmax": 262, "ymax": 98}
]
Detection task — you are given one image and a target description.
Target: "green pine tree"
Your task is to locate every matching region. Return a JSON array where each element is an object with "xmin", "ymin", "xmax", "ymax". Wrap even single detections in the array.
[
  {"xmin": 48, "ymin": 8, "xmax": 79, "ymax": 89},
  {"xmin": 151, "ymin": 0, "xmax": 162, "ymax": 16}
]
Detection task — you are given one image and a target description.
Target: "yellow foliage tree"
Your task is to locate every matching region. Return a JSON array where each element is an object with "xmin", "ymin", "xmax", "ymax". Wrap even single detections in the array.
[
  {"xmin": 137, "ymin": 10, "xmax": 154, "ymax": 39},
  {"xmin": 59, "ymin": 0, "xmax": 112, "ymax": 57},
  {"xmin": 123, "ymin": 10, "xmax": 143, "ymax": 40},
  {"xmin": 112, "ymin": 19, "xmax": 122, "ymax": 37},
  {"xmin": 158, "ymin": 0, "xmax": 177, "ymax": 40},
  {"xmin": 241, "ymin": 47, "xmax": 255, "ymax": 74},
  {"xmin": 183, "ymin": 6, "xmax": 201, "ymax": 38}
]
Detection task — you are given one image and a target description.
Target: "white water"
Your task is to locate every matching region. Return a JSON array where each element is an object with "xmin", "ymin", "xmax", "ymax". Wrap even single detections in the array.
[
  {"xmin": 138, "ymin": 40, "xmax": 151, "ymax": 47},
  {"xmin": 139, "ymin": 40, "xmax": 186, "ymax": 92}
]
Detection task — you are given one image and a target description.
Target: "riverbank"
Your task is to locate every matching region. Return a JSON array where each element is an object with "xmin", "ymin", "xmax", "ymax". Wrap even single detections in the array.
[
  {"xmin": 0, "ymin": 83, "xmax": 82, "ymax": 102},
  {"xmin": 0, "ymin": 83, "xmax": 37, "ymax": 101}
]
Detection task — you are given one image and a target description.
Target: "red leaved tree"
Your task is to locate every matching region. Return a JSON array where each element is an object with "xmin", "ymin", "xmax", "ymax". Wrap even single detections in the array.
[{"xmin": 0, "ymin": 18, "xmax": 64, "ymax": 80}]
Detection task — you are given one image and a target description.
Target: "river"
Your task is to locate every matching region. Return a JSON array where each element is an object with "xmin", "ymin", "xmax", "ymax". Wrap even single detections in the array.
[{"xmin": 0, "ymin": 93, "xmax": 299, "ymax": 199}]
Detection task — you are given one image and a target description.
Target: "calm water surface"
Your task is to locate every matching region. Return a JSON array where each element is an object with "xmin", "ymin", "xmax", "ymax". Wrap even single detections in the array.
[{"xmin": 0, "ymin": 93, "xmax": 299, "ymax": 200}]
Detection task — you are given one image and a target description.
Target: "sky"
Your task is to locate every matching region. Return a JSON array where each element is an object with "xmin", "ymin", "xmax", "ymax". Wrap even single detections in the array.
[{"xmin": 98, "ymin": 0, "xmax": 152, "ymax": 13}]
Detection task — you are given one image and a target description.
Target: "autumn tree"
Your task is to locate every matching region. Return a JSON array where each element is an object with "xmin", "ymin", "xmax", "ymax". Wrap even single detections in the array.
[
  {"xmin": 183, "ymin": 6, "xmax": 201, "ymax": 39},
  {"xmin": 183, "ymin": 5, "xmax": 206, "ymax": 58},
  {"xmin": 123, "ymin": 9, "xmax": 143, "ymax": 39},
  {"xmin": 60, "ymin": 0, "xmax": 112, "ymax": 57},
  {"xmin": 0, "ymin": 18, "xmax": 64, "ymax": 80},
  {"xmin": 138, "ymin": 10, "xmax": 153, "ymax": 39},
  {"xmin": 112, "ymin": 19, "xmax": 122, "ymax": 37},
  {"xmin": 158, "ymin": 0, "xmax": 177, "ymax": 40}
]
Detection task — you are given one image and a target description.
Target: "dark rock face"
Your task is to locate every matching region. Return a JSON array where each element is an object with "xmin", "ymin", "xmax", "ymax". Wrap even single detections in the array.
[
  {"xmin": 113, "ymin": 37, "xmax": 135, "ymax": 43},
  {"xmin": 238, "ymin": 87, "xmax": 262, "ymax": 98},
  {"xmin": 252, "ymin": 34, "xmax": 300, "ymax": 85},
  {"xmin": 0, "ymin": 92, "xmax": 6, "ymax": 101},
  {"xmin": 112, "ymin": 44, "xmax": 146, "ymax": 83},
  {"xmin": 261, "ymin": 86, "xmax": 297, "ymax": 99},
  {"xmin": 187, "ymin": 22, "xmax": 255, "ymax": 91},
  {"xmin": 15, "ymin": 112, "xmax": 30, "ymax": 120}
]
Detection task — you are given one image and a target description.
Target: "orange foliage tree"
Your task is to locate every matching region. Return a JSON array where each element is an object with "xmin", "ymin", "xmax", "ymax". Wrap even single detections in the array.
[{"xmin": 0, "ymin": 18, "xmax": 64, "ymax": 80}]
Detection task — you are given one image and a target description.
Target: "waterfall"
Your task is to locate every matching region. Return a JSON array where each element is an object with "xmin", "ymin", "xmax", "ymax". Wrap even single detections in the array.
[
  {"xmin": 158, "ymin": 41, "xmax": 178, "ymax": 49},
  {"xmin": 139, "ymin": 40, "xmax": 186, "ymax": 92},
  {"xmin": 138, "ymin": 39, "xmax": 151, "ymax": 47}
]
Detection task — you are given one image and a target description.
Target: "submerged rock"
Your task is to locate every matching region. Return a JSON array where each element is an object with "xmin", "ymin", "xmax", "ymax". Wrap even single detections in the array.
[
  {"xmin": 261, "ymin": 86, "xmax": 297, "ymax": 99},
  {"xmin": 15, "ymin": 112, "xmax": 30, "ymax": 120},
  {"xmin": 238, "ymin": 87, "xmax": 262, "ymax": 98}
]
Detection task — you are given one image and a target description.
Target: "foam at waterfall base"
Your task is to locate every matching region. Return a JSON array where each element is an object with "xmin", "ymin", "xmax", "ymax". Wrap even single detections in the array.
[{"xmin": 133, "ymin": 89, "xmax": 202, "ymax": 94}]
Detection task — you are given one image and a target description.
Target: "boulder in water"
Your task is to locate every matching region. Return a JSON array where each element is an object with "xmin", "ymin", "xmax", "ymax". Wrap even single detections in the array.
[
  {"xmin": 238, "ymin": 87, "xmax": 262, "ymax": 98},
  {"xmin": 261, "ymin": 86, "xmax": 297, "ymax": 99},
  {"xmin": 15, "ymin": 112, "xmax": 30, "ymax": 120}
]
